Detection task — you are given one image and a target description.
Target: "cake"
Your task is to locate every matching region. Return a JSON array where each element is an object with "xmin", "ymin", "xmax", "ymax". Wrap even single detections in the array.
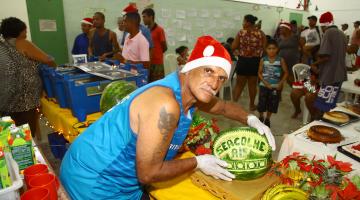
[
  {"xmin": 307, "ymin": 125, "xmax": 343, "ymax": 143},
  {"xmin": 323, "ymin": 111, "xmax": 350, "ymax": 124},
  {"xmin": 342, "ymin": 142, "xmax": 360, "ymax": 158}
]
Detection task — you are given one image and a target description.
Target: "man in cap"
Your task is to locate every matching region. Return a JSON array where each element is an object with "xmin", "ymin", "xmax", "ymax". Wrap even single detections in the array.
[
  {"xmin": 121, "ymin": 4, "xmax": 154, "ymax": 50},
  {"xmin": 88, "ymin": 12, "xmax": 120, "ymax": 61},
  {"xmin": 60, "ymin": 35, "xmax": 275, "ymax": 199},
  {"xmin": 305, "ymin": 12, "xmax": 347, "ymax": 120},
  {"xmin": 71, "ymin": 18, "xmax": 93, "ymax": 55},
  {"xmin": 300, "ymin": 15, "xmax": 322, "ymax": 64}
]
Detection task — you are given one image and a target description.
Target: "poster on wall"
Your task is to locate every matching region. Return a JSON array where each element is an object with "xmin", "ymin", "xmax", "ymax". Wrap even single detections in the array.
[
  {"xmin": 39, "ymin": 19, "xmax": 57, "ymax": 32},
  {"xmin": 84, "ymin": 8, "xmax": 106, "ymax": 18}
]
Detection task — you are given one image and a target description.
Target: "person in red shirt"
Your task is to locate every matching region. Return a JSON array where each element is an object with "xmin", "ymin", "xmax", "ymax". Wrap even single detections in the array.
[{"xmin": 142, "ymin": 8, "xmax": 167, "ymax": 82}]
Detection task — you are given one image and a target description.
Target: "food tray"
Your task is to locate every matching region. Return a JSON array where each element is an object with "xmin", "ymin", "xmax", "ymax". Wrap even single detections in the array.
[
  {"xmin": 75, "ymin": 62, "xmax": 138, "ymax": 80},
  {"xmin": 320, "ymin": 111, "xmax": 360, "ymax": 127},
  {"xmin": 337, "ymin": 142, "xmax": 360, "ymax": 162}
]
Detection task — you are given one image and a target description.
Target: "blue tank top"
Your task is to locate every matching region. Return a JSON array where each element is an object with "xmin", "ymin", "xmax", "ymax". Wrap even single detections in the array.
[
  {"xmin": 93, "ymin": 29, "xmax": 113, "ymax": 57},
  {"xmin": 60, "ymin": 72, "xmax": 194, "ymax": 200},
  {"xmin": 260, "ymin": 56, "xmax": 282, "ymax": 87}
]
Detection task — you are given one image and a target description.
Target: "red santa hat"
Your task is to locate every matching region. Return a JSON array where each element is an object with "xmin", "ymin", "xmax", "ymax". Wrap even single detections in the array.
[
  {"xmin": 319, "ymin": 12, "xmax": 334, "ymax": 26},
  {"xmin": 122, "ymin": 4, "xmax": 138, "ymax": 15},
  {"xmin": 279, "ymin": 21, "xmax": 292, "ymax": 30},
  {"xmin": 80, "ymin": 18, "xmax": 93, "ymax": 26},
  {"xmin": 181, "ymin": 35, "xmax": 232, "ymax": 78}
]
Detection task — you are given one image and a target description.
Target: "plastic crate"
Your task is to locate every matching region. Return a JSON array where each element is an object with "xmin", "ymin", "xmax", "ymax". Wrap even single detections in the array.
[
  {"xmin": 39, "ymin": 64, "xmax": 55, "ymax": 98},
  {"xmin": 121, "ymin": 63, "xmax": 149, "ymax": 87},
  {"xmin": 47, "ymin": 132, "xmax": 70, "ymax": 160},
  {"xmin": 51, "ymin": 69, "xmax": 91, "ymax": 108},
  {"xmin": 0, "ymin": 153, "xmax": 23, "ymax": 200},
  {"xmin": 64, "ymin": 76, "xmax": 112, "ymax": 122}
]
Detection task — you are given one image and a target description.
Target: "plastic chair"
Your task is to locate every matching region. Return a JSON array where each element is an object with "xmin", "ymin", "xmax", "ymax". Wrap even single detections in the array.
[
  {"xmin": 292, "ymin": 63, "xmax": 311, "ymax": 124},
  {"xmin": 219, "ymin": 61, "xmax": 237, "ymax": 101},
  {"xmin": 164, "ymin": 53, "xmax": 178, "ymax": 75}
]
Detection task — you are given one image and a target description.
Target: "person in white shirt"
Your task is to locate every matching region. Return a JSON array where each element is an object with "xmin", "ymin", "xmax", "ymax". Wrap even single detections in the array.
[
  {"xmin": 300, "ymin": 15, "xmax": 321, "ymax": 64},
  {"xmin": 341, "ymin": 23, "xmax": 350, "ymax": 44},
  {"xmin": 113, "ymin": 16, "xmax": 125, "ymax": 49}
]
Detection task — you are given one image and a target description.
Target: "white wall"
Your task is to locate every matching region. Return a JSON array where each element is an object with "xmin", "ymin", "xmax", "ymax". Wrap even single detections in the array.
[
  {"xmin": 309, "ymin": 0, "xmax": 360, "ymax": 35},
  {"xmin": 0, "ymin": 0, "xmax": 31, "ymax": 40}
]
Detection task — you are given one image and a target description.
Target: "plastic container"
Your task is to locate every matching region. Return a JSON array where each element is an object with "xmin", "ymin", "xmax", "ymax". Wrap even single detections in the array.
[
  {"xmin": 21, "ymin": 188, "xmax": 50, "ymax": 200},
  {"xmin": 39, "ymin": 65, "xmax": 55, "ymax": 98},
  {"xmin": 0, "ymin": 153, "xmax": 23, "ymax": 200},
  {"xmin": 64, "ymin": 76, "xmax": 112, "ymax": 122},
  {"xmin": 51, "ymin": 69, "xmax": 91, "ymax": 108},
  {"xmin": 47, "ymin": 133, "xmax": 69, "ymax": 160}
]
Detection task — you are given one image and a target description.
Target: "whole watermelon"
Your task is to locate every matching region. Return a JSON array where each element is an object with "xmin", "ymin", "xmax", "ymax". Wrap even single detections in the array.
[
  {"xmin": 100, "ymin": 81, "xmax": 137, "ymax": 113},
  {"xmin": 212, "ymin": 127, "xmax": 272, "ymax": 180}
]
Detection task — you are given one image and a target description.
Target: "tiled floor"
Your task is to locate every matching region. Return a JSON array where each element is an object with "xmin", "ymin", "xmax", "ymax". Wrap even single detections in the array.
[{"xmin": 37, "ymin": 83, "xmax": 310, "ymax": 175}]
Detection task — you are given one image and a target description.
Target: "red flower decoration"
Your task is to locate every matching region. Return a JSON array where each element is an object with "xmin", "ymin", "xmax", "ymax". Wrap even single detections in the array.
[{"xmin": 327, "ymin": 155, "xmax": 353, "ymax": 172}]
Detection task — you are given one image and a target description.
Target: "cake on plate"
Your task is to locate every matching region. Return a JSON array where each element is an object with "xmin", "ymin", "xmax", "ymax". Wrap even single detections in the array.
[
  {"xmin": 341, "ymin": 142, "xmax": 360, "ymax": 158},
  {"xmin": 323, "ymin": 111, "xmax": 350, "ymax": 124},
  {"xmin": 307, "ymin": 125, "xmax": 343, "ymax": 143}
]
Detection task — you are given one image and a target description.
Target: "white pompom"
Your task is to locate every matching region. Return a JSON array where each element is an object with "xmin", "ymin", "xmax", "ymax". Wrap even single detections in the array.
[{"xmin": 203, "ymin": 45, "xmax": 214, "ymax": 57}]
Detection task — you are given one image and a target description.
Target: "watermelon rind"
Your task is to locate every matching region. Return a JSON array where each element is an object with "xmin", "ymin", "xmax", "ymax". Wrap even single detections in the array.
[
  {"xmin": 100, "ymin": 81, "xmax": 137, "ymax": 113},
  {"xmin": 212, "ymin": 127, "xmax": 273, "ymax": 180}
]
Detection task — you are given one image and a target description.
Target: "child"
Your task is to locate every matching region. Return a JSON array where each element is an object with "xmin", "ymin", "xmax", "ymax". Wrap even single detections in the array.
[
  {"xmin": 257, "ymin": 39, "xmax": 288, "ymax": 127},
  {"xmin": 175, "ymin": 46, "xmax": 188, "ymax": 68}
]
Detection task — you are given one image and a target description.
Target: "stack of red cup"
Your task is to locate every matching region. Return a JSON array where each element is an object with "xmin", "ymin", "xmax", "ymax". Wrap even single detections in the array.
[{"xmin": 21, "ymin": 164, "xmax": 60, "ymax": 200}]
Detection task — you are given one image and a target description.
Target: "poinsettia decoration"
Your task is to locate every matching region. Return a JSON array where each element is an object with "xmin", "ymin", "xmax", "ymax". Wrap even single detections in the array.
[
  {"xmin": 271, "ymin": 152, "xmax": 360, "ymax": 200},
  {"xmin": 179, "ymin": 113, "xmax": 220, "ymax": 155}
]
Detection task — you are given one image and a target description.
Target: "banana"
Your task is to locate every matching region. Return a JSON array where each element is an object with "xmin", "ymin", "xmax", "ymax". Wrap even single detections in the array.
[{"xmin": 271, "ymin": 190, "xmax": 308, "ymax": 200}]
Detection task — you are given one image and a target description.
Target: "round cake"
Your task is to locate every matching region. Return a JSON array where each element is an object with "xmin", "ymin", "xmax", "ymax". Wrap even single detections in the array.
[
  {"xmin": 323, "ymin": 111, "xmax": 350, "ymax": 123},
  {"xmin": 307, "ymin": 125, "xmax": 343, "ymax": 143}
]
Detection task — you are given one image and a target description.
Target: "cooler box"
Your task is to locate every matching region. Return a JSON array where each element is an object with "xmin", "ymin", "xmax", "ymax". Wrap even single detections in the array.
[
  {"xmin": 51, "ymin": 68, "xmax": 92, "ymax": 108},
  {"xmin": 64, "ymin": 76, "xmax": 112, "ymax": 122},
  {"xmin": 39, "ymin": 64, "xmax": 55, "ymax": 98},
  {"xmin": 121, "ymin": 63, "xmax": 149, "ymax": 87}
]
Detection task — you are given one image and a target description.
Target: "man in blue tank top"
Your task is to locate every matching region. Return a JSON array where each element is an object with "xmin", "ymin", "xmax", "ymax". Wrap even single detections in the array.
[
  {"xmin": 60, "ymin": 36, "xmax": 276, "ymax": 200},
  {"xmin": 88, "ymin": 12, "xmax": 120, "ymax": 61}
]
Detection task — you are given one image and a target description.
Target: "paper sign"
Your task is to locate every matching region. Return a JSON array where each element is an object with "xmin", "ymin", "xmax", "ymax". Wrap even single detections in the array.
[
  {"xmin": 199, "ymin": 9, "xmax": 209, "ymax": 18},
  {"xmin": 182, "ymin": 21, "xmax": 192, "ymax": 31},
  {"xmin": 213, "ymin": 10, "xmax": 222, "ymax": 18},
  {"xmin": 176, "ymin": 10, "xmax": 186, "ymax": 19},
  {"xmin": 187, "ymin": 8, "xmax": 197, "ymax": 17},
  {"xmin": 84, "ymin": 8, "xmax": 106, "ymax": 18},
  {"xmin": 39, "ymin": 19, "xmax": 57, "ymax": 32},
  {"xmin": 162, "ymin": 8, "xmax": 171, "ymax": 18}
]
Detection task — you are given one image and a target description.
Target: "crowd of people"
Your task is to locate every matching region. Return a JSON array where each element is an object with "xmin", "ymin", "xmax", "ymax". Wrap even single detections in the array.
[{"xmin": 225, "ymin": 12, "xmax": 359, "ymax": 126}]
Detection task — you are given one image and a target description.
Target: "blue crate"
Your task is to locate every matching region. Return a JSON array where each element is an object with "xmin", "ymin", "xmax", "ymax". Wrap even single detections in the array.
[
  {"xmin": 47, "ymin": 132, "xmax": 70, "ymax": 160},
  {"xmin": 39, "ymin": 64, "xmax": 55, "ymax": 98},
  {"xmin": 51, "ymin": 69, "xmax": 91, "ymax": 108},
  {"xmin": 121, "ymin": 63, "xmax": 149, "ymax": 87},
  {"xmin": 64, "ymin": 76, "xmax": 112, "ymax": 122}
]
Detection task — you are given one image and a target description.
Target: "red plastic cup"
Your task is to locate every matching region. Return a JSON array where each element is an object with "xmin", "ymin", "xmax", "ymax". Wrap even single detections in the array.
[
  {"xmin": 21, "ymin": 187, "xmax": 50, "ymax": 200},
  {"xmin": 28, "ymin": 173, "xmax": 60, "ymax": 200},
  {"xmin": 24, "ymin": 164, "xmax": 49, "ymax": 188}
]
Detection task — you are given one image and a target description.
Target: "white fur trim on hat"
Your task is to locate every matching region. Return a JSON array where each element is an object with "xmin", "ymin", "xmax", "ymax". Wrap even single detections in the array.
[
  {"xmin": 279, "ymin": 23, "xmax": 291, "ymax": 30},
  {"xmin": 80, "ymin": 19, "xmax": 92, "ymax": 26},
  {"xmin": 320, "ymin": 21, "xmax": 334, "ymax": 26},
  {"xmin": 180, "ymin": 56, "xmax": 231, "ymax": 78}
]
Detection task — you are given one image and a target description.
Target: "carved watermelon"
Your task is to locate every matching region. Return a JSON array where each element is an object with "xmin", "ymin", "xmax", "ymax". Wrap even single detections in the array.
[
  {"xmin": 212, "ymin": 127, "xmax": 272, "ymax": 180},
  {"xmin": 100, "ymin": 80, "xmax": 136, "ymax": 113}
]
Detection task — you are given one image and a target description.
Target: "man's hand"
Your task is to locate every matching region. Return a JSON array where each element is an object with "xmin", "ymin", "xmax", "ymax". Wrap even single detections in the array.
[
  {"xmin": 310, "ymin": 64, "xmax": 319, "ymax": 74},
  {"xmin": 247, "ymin": 115, "xmax": 276, "ymax": 151},
  {"xmin": 99, "ymin": 54, "xmax": 107, "ymax": 61},
  {"xmin": 276, "ymin": 83, "xmax": 283, "ymax": 91},
  {"xmin": 195, "ymin": 155, "xmax": 235, "ymax": 181}
]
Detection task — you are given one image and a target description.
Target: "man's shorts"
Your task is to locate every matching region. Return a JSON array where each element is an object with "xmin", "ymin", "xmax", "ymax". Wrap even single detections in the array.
[{"xmin": 314, "ymin": 82, "xmax": 342, "ymax": 112}]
